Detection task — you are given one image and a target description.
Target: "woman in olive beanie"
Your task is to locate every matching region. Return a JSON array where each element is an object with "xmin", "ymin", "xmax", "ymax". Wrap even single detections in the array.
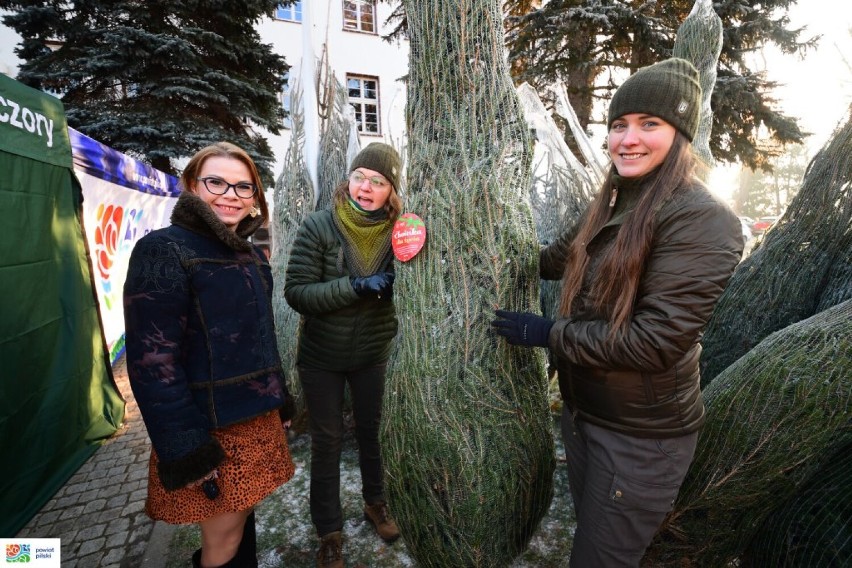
[
  {"xmin": 284, "ymin": 142, "xmax": 403, "ymax": 568},
  {"xmin": 494, "ymin": 58, "xmax": 743, "ymax": 566}
]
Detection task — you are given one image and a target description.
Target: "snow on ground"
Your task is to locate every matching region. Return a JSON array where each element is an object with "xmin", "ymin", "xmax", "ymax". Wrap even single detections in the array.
[{"xmin": 167, "ymin": 414, "xmax": 575, "ymax": 567}]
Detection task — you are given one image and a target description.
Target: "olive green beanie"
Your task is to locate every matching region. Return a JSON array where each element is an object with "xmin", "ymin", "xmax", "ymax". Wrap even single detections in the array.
[
  {"xmin": 349, "ymin": 142, "xmax": 402, "ymax": 191},
  {"xmin": 607, "ymin": 58, "xmax": 702, "ymax": 141}
]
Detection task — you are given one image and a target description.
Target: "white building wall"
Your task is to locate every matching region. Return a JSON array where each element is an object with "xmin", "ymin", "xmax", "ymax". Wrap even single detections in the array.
[{"xmin": 257, "ymin": 2, "xmax": 409, "ymax": 177}]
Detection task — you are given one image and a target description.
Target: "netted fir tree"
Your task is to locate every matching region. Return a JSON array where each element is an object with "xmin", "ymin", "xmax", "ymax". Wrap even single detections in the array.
[
  {"xmin": 0, "ymin": 0, "xmax": 290, "ymax": 181},
  {"xmin": 645, "ymin": 299, "xmax": 852, "ymax": 567},
  {"xmin": 742, "ymin": 439, "xmax": 852, "ymax": 566},
  {"xmin": 270, "ymin": 80, "xmax": 314, "ymax": 428},
  {"xmin": 673, "ymin": 0, "xmax": 723, "ymax": 171},
  {"xmin": 699, "ymin": 103, "xmax": 852, "ymax": 384},
  {"xmin": 270, "ymin": 68, "xmax": 357, "ymax": 428},
  {"xmin": 516, "ymin": 83, "xmax": 595, "ymax": 386},
  {"xmin": 380, "ymin": 1, "xmax": 555, "ymax": 566}
]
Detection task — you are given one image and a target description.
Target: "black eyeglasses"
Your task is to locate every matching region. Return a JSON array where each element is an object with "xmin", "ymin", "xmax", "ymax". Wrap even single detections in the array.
[{"xmin": 196, "ymin": 177, "xmax": 257, "ymax": 198}]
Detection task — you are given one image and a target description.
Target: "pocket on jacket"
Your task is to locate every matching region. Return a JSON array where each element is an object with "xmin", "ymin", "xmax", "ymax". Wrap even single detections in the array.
[{"xmin": 608, "ymin": 472, "xmax": 680, "ymax": 513}]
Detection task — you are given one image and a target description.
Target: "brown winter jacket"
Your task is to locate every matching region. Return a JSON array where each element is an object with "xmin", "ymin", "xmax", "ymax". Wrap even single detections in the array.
[{"xmin": 540, "ymin": 179, "xmax": 743, "ymax": 438}]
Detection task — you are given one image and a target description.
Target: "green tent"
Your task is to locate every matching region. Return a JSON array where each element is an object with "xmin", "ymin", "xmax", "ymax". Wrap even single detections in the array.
[{"xmin": 0, "ymin": 74, "xmax": 125, "ymax": 536}]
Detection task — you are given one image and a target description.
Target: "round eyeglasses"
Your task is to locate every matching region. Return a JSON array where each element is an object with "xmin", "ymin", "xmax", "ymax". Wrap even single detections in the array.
[
  {"xmin": 196, "ymin": 177, "xmax": 257, "ymax": 198},
  {"xmin": 349, "ymin": 171, "xmax": 389, "ymax": 189}
]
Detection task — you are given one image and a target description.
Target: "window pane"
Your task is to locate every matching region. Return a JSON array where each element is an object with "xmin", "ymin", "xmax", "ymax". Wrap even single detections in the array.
[
  {"xmin": 276, "ymin": 3, "xmax": 303, "ymax": 22},
  {"xmin": 352, "ymin": 104, "xmax": 363, "ymax": 129},
  {"xmin": 343, "ymin": 1, "xmax": 358, "ymax": 28},
  {"xmin": 347, "ymin": 78, "xmax": 361, "ymax": 98},
  {"xmin": 363, "ymin": 81, "xmax": 377, "ymax": 99},
  {"xmin": 348, "ymin": 73, "xmax": 380, "ymax": 134},
  {"xmin": 361, "ymin": 2, "xmax": 375, "ymax": 32}
]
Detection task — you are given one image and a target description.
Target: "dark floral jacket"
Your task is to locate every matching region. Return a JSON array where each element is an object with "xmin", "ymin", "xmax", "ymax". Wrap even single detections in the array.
[{"xmin": 123, "ymin": 191, "xmax": 288, "ymax": 490}]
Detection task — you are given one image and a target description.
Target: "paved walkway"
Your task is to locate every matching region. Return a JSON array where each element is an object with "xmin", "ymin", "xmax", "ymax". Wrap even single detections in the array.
[{"xmin": 15, "ymin": 355, "xmax": 172, "ymax": 568}]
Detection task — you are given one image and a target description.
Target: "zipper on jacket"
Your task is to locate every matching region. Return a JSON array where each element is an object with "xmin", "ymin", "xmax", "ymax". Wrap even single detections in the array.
[{"xmin": 608, "ymin": 186, "xmax": 618, "ymax": 207}]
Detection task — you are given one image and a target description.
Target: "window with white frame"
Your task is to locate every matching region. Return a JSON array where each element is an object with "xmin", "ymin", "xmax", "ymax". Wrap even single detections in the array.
[
  {"xmin": 347, "ymin": 74, "xmax": 380, "ymax": 134},
  {"xmin": 343, "ymin": 0, "xmax": 376, "ymax": 33},
  {"xmin": 275, "ymin": 2, "xmax": 302, "ymax": 22},
  {"xmin": 281, "ymin": 71, "xmax": 292, "ymax": 129}
]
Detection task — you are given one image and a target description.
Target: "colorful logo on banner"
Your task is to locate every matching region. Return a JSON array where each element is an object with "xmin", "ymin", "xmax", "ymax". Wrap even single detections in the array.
[
  {"xmin": 5, "ymin": 543, "xmax": 30, "ymax": 562},
  {"xmin": 392, "ymin": 213, "xmax": 426, "ymax": 262},
  {"xmin": 93, "ymin": 203, "xmax": 144, "ymax": 310}
]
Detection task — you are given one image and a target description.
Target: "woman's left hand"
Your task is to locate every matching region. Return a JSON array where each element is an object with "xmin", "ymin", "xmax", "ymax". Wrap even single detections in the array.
[{"xmin": 491, "ymin": 309, "xmax": 554, "ymax": 348}]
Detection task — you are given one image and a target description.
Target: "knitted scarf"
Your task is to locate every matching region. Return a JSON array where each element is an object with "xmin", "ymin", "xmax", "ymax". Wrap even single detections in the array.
[{"xmin": 331, "ymin": 198, "xmax": 393, "ymax": 277}]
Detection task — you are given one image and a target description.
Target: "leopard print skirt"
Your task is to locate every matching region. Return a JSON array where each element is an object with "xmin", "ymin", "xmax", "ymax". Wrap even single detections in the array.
[{"xmin": 145, "ymin": 410, "xmax": 295, "ymax": 524}]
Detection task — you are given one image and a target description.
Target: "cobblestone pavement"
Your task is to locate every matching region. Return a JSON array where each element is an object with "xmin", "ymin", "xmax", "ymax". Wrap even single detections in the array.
[{"xmin": 15, "ymin": 354, "xmax": 164, "ymax": 567}]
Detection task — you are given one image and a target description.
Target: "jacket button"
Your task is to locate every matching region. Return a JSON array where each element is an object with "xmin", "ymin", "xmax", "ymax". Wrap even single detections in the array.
[{"xmin": 614, "ymin": 490, "xmax": 623, "ymax": 498}]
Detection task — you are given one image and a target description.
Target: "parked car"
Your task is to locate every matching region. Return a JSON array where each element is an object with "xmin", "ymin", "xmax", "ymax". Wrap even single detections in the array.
[{"xmin": 751, "ymin": 216, "xmax": 779, "ymax": 235}]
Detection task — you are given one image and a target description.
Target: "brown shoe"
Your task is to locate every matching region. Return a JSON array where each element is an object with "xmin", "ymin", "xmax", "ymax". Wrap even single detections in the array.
[
  {"xmin": 364, "ymin": 501, "xmax": 400, "ymax": 543},
  {"xmin": 316, "ymin": 531, "xmax": 343, "ymax": 568}
]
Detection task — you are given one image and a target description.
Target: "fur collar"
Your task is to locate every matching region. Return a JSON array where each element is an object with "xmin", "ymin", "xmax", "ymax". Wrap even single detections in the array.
[{"xmin": 170, "ymin": 190, "xmax": 265, "ymax": 252}]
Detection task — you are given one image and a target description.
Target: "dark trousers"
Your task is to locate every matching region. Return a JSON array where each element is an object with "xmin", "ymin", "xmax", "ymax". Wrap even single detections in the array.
[
  {"xmin": 561, "ymin": 406, "xmax": 698, "ymax": 567},
  {"xmin": 298, "ymin": 364, "xmax": 387, "ymax": 537}
]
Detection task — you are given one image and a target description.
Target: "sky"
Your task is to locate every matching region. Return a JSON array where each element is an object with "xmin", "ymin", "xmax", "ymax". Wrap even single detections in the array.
[
  {"xmin": 762, "ymin": 0, "xmax": 852, "ymax": 155},
  {"xmin": 704, "ymin": 0, "xmax": 852, "ymax": 203}
]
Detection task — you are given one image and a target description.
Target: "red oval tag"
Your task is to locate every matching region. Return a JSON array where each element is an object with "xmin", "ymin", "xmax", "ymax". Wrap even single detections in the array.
[{"xmin": 392, "ymin": 213, "xmax": 426, "ymax": 262}]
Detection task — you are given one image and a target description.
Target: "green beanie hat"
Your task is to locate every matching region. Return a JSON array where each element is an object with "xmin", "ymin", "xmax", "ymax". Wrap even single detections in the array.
[
  {"xmin": 349, "ymin": 142, "xmax": 402, "ymax": 191},
  {"xmin": 607, "ymin": 58, "xmax": 702, "ymax": 141}
]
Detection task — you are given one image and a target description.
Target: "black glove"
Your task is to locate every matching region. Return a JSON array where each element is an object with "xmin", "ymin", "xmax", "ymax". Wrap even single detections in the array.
[
  {"xmin": 350, "ymin": 272, "xmax": 395, "ymax": 300},
  {"xmin": 491, "ymin": 309, "xmax": 554, "ymax": 347}
]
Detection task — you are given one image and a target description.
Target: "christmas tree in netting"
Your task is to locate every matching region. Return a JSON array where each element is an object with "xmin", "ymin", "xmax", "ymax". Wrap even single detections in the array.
[
  {"xmin": 317, "ymin": 59, "xmax": 360, "ymax": 211},
  {"xmin": 271, "ymin": 67, "xmax": 358, "ymax": 427},
  {"xmin": 381, "ymin": 1, "xmax": 555, "ymax": 566},
  {"xmin": 646, "ymin": 299, "xmax": 852, "ymax": 566},
  {"xmin": 673, "ymin": 0, "xmax": 723, "ymax": 171},
  {"xmin": 271, "ymin": 78, "xmax": 315, "ymax": 426},
  {"xmin": 700, "ymin": 103, "xmax": 852, "ymax": 384},
  {"xmin": 516, "ymin": 83, "xmax": 594, "ymax": 325},
  {"xmin": 742, "ymin": 440, "xmax": 852, "ymax": 567}
]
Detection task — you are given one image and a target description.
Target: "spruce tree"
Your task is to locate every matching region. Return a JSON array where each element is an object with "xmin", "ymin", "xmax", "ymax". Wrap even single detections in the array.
[
  {"xmin": 505, "ymin": 0, "xmax": 817, "ymax": 171},
  {"xmin": 0, "ymin": 0, "xmax": 292, "ymax": 180}
]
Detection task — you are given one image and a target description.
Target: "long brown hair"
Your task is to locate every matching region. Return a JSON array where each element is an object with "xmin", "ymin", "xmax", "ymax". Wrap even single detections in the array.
[
  {"xmin": 332, "ymin": 177, "xmax": 403, "ymax": 222},
  {"xmin": 558, "ymin": 134, "xmax": 704, "ymax": 336},
  {"xmin": 180, "ymin": 142, "xmax": 270, "ymax": 221}
]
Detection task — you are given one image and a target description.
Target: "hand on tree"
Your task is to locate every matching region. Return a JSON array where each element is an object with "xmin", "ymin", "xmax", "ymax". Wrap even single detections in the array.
[{"xmin": 491, "ymin": 309, "xmax": 554, "ymax": 348}]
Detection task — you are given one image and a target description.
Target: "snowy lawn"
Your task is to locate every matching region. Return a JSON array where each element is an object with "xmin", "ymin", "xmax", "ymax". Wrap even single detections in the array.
[{"xmin": 166, "ymin": 414, "xmax": 574, "ymax": 567}]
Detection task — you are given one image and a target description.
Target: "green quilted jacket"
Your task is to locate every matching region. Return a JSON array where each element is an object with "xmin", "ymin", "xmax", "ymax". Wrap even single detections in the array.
[{"xmin": 284, "ymin": 209, "xmax": 398, "ymax": 371}]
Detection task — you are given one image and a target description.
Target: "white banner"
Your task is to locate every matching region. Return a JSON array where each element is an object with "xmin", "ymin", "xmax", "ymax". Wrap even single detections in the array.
[{"xmin": 71, "ymin": 128, "xmax": 180, "ymax": 362}]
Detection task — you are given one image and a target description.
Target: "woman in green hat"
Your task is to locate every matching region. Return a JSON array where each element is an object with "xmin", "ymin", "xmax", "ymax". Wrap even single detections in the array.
[
  {"xmin": 284, "ymin": 142, "xmax": 404, "ymax": 568},
  {"xmin": 493, "ymin": 58, "xmax": 744, "ymax": 566}
]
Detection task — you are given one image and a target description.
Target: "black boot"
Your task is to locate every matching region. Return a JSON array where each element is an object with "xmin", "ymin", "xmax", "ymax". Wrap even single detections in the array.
[
  {"xmin": 191, "ymin": 540, "xmax": 251, "ymax": 568},
  {"xmin": 191, "ymin": 512, "xmax": 256, "ymax": 568},
  {"xmin": 235, "ymin": 511, "xmax": 258, "ymax": 568}
]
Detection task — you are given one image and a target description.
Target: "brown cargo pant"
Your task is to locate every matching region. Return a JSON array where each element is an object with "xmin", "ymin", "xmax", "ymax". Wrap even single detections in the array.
[{"xmin": 561, "ymin": 407, "xmax": 699, "ymax": 567}]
